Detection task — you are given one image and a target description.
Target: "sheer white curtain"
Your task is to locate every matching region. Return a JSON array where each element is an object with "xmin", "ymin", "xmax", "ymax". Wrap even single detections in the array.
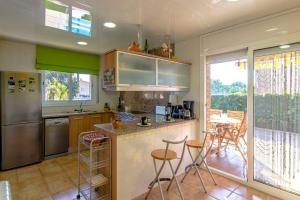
[{"xmin": 254, "ymin": 44, "xmax": 300, "ymax": 194}]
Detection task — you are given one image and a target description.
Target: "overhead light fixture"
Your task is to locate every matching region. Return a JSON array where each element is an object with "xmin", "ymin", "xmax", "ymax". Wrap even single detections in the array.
[
  {"xmin": 226, "ymin": 0, "xmax": 240, "ymax": 2},
  {"xmin": 279, "ymin": 44, "xmax": 290, "ymax": 49},
  {"xmin": 103, "ymin": 22, "xmax": 116, "ymax": 28},
  {"xmin": 77, "ymin": 41, "xmax": 88, "ymax": 46},
  {"xmin": 266, "ymin": 27, "xmax": 278, "ymax": 32}
]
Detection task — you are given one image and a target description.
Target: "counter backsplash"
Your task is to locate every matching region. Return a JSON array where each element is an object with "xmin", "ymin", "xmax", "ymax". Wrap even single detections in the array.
[{"xmin": 120, "ymin": 91, "xmax": 171, "ymax": 113}]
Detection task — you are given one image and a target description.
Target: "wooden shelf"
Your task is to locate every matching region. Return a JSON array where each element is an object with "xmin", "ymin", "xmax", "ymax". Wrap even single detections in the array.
[
  {"xmin": 119, "ymin": 68, "xmax": 154, "ymax": 73},
  {"xmin": 104, "ymin": 48, "xmax": 192, "ymax": 65}
]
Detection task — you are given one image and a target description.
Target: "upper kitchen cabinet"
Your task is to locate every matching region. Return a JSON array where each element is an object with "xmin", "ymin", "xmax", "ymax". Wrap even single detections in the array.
[
  {"xmin": 103, "ymin": 49, "xmax": 191, "ymax": 91},
  {"xmin": 158, "ymin": 60, "xmax": 190, "ymax": 88},
  {"xmin": 118, "ymin": 52, "xmax": 156, "ymax": 86}
]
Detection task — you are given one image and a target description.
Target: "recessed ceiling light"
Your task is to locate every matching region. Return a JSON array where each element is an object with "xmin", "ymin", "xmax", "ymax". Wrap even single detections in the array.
[
  {"xmin": 266, "ymin": 27, "xmax": 278, "ymax": 32},
  {"xmin": 103, "ymin": 22, "xmax": 116, "ymax": 28},
  {"xmin": 279, "ymin": 44, "xmax": 290, "ymax": 49},
  {"xmin": 77, "ymin": 41, "xmax": 88, "ymax": 46},
  {"xmin": 226, "ymin": 0, "xmax": 240, "ymax": 2}
]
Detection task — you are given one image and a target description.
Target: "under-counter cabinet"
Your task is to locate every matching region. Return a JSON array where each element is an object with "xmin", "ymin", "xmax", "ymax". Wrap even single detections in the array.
[
  {"xmin": 103, "ymin": 49, "xmax": 191, "ymax": 91},
  {"xmin": 69, "ymin": 113, "xmax": 112, "ymax": 152}
]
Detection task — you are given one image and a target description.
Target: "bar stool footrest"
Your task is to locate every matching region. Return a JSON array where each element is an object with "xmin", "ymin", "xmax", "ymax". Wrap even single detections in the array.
[
  {"xmin": 185, "ymin": 163, "xmax": 200, "ymax": 172},
  {"xmin": 148, "ymin": 178, "xmax": 171, "ymax": 189}
]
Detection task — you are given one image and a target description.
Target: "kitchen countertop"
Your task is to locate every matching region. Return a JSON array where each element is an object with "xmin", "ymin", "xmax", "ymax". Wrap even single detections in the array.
[
  {"xmin": 42, "ymin": 111, "xmax": 112, "ymax": 118},
  {"xmin": 94, "ymin": 114, "xmax": 196, "ymax": 136}
]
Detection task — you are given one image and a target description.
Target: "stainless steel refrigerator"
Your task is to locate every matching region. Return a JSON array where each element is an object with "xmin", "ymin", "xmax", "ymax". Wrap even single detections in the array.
[{"xmin": 0, "ymin": 71, "xmax": 42, "ymax": 170}]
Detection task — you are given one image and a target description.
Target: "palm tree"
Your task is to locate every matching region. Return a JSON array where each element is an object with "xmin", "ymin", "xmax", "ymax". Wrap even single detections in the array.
[{"xmin": 47, "ymin": 78, "xmax": 69, "ymax": 100}]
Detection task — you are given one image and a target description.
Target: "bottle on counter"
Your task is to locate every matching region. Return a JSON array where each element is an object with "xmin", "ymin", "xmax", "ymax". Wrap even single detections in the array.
[
  {"xmin": 144, "ymin": 39, "xmax": 149, "ymax": 53},
  {"xmin": 104, "ymin": 102, "xmax": 111, "ymax": 112},
  {"xmin": 117, "ymin": 97, "xmax": 122, "ymax": 112}
]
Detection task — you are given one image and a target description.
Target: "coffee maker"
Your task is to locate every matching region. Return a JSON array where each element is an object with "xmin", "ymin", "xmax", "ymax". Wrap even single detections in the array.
[
  {"xmin": 171, "ymin": 105, "xmax": 183, "ymax": 119},
  {"xmin": 183, "ymin": 100, "xmax": 195, "ymax": 120},
  {"xmin": 165, "ymin": 102, "xmax": 172, "ymax": 121}
]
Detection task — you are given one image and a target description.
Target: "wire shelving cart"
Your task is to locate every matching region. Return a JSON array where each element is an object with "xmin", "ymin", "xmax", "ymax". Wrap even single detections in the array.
[{"xmin": 77, "ymin": 131, "xmax": 111, "ymax": 200}]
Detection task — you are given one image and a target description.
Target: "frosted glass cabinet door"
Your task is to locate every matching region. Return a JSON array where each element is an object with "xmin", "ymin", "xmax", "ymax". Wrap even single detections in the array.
[
  {"xmin": 118, "ymin": 52, "xmax": 156, "ymax": 85},
  {"xmin": 158, "ymin": 60, "xmax": 190, "ymax": 87}
]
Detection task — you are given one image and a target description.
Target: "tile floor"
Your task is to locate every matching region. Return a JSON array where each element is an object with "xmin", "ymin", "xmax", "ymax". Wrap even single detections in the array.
[
  {"xmin": 134, "ymin": 170, "xmax": 279, "ymax": 200},
  {"xmin": 0, "ymin": 153, "xmax": 279, "ymax": 200},
  {"xmin": 207, "ymin": 145, "xmax": 247, "ymax": 179},
  {"xmin": 0, "ymin": 153, "xmax": 79, "ymax": 200}
]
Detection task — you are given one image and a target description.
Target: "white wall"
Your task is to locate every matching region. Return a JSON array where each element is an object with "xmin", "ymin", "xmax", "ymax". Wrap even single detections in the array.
[
  {"xmin": 0, "ymin": 39, "xmax": 119, "ymax": 114},
  {"xmin": 175, "ymin": 37, "xmax": 201, "ymax": 118},
  {"xmin": 175, "ymin": 37, "xmax": 202, "ymax": 139},
  {"xmin": 0, "ymin": 39, "xmax": 36, "ymax": 72}
]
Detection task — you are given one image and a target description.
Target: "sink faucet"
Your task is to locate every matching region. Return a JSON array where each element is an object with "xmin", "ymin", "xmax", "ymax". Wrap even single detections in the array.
[{"xmin": 74, "ymin": 102, "xmax": 83, "ymax": 112}]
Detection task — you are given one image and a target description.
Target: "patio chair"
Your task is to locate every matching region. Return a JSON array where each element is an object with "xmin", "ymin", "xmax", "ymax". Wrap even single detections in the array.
[
  {"xmin": 210, "ymin": 109, "xmax": 223, "ymax": 116},
  {"xmin": 227, "ymin": 110, "xmax": 245, "ymax": 121},
  {"xmin": 221, "ymin": 112, "xmax": 247, "ymax": 161},
  {"xmin": 208, "ymin": 109, "xmax": 223, "ymax": 129}
]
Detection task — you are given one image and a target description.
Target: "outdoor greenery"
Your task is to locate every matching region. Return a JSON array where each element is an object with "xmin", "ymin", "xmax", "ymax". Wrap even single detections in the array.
[
  {"xmin": 211, "ymin": 80, "xmax": 246, "ymax": 95},
  {"xmin": 254, "ymin": 94, "xmax": 300, "ymax": 132},
  {"xmin": 82, "ymin": 14, "xmax": 92, "ymax": 21},
  {"xmin": 210, "ymin": 79, "xmax": 300, "ymax": 132},
  {"xmin": 211, "ymin": 79, "xmax": 247, "ymax": 112},
  {"xmin": 211, "ymin": 94, "xmax": 247, "ymax": 112},
  {"xmin": 45, "ymin": 71, "xmax": 79, "ymax": 101}
]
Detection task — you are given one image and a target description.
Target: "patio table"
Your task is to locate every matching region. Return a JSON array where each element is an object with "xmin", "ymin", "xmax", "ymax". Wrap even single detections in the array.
[
  {"xmin": 210, "ymin": 114, "xmax": 241, "ymax": 125},
  {"xmin": 209, "ymin": 115, "xmax": 241, "ymax": 153}
]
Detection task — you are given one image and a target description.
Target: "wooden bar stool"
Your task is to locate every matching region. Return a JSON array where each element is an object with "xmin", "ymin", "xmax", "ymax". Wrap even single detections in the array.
[
  {"xmin": 145, "ymin": 136, "xmax": 188, "ymax": 200},
  {"xmin": 181, "ymin": 130, "xmax": 217, "ymax": 193}
]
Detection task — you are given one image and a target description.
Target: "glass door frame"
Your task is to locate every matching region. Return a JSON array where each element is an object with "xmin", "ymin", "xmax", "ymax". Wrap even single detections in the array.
[
  {"xmin": 204, "ymin": 55, "xmax": 248, "ymax": 181},
  {"xmin": 247, "ymin": 47, "xmax": 300, "ymax": 200},
  {"xmin": 202, "ymin": 45, "xmax": 300, "ymax": 200}
]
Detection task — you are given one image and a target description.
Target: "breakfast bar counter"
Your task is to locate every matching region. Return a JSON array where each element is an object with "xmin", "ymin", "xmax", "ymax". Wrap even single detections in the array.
[
  {"xmin": 95, "ymin": 116, "xmax": 199, "ymax": 200},
  {"xmin": 94, "ymin": 114, "xmax": 195, "ymax": 136}
]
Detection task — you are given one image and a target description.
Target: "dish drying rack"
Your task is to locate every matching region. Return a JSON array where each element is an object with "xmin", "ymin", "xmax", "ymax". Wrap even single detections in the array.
[{"xmin": 77, "ymin": 131, "xmax": 111, "ymax": 200}]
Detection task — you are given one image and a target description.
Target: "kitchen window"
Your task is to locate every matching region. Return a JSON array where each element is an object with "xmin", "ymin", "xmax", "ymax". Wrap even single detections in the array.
[{"xmin": 42, "ymin": 71, "xmax": 97, "ymax": 106}]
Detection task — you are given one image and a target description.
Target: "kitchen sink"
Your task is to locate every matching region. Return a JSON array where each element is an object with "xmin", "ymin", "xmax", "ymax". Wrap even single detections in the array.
[{"xmin": 65, "ymin": 110, "xmax": 97, "ymax": 114}]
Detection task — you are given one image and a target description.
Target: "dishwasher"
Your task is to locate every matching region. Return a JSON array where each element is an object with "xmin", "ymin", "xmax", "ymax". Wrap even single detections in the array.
[{"xmin": 44, "ymin": 117, "xmax": 69, "ymax": 158}]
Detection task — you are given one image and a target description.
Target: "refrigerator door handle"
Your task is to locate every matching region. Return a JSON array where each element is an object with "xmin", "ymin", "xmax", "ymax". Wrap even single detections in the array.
[{"xmin": 2, "ymin": 121, "xmax": 43, "ymax": 126}]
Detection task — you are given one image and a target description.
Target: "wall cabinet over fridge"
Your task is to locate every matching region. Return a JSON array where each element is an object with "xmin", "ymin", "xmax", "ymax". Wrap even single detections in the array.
[{"xmin": 103, "ymin": 49, "xmax": 191, "ymax": 91}]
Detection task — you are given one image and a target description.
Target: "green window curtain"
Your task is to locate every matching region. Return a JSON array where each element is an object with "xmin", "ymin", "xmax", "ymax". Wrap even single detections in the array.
[{"xmin": 36, "ymin": 45, "xmax": 100, "ymax": 75}]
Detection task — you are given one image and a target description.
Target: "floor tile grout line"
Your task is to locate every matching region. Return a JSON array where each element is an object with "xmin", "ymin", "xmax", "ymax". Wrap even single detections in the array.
[
  {"xmin": 38, "ymin": 161, "xmax": 54, "ymax": 200},
  {"xmin": 2, "ymin": 154, "xmax": 279, "ymax": 200}
]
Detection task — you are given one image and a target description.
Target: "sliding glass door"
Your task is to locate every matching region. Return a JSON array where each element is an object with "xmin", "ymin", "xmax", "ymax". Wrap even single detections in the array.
[
  {"xmin": 254, "ymin": 44, "xmax": 300, "ymax": 194},
  {"xmin": 205, "ymin": 49, "xmax": 248, "ymax": 179}
]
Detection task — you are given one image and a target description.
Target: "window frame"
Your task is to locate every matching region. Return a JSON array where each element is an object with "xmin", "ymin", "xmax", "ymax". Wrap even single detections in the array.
[
  {"xmin": 42, "ymin": 71, "xmax": 98, "ymax": 107},
  {"xmin": 45, "ymin": 0, "xmax": 92, "ymax": 37}
]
